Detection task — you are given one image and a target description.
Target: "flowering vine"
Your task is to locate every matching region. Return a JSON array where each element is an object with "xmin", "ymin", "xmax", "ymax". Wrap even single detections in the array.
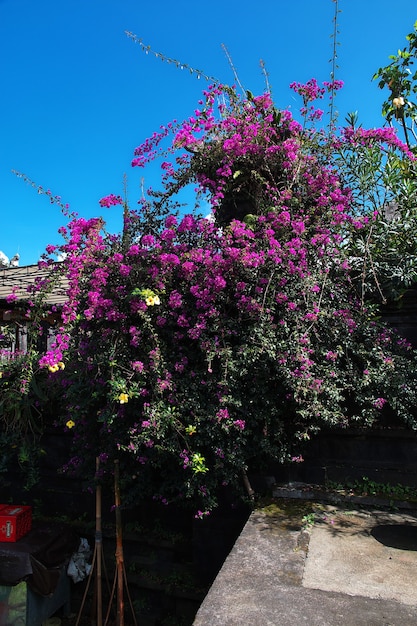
[{"xmin": 3, "ymin": 50, "xmax": 417, "ymax": 513}]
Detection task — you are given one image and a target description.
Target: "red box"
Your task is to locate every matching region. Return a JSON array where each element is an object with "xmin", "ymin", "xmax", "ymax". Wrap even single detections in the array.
[{"xmin": 0, "ymin": 504, "xmax": 32, "ymax": 542}]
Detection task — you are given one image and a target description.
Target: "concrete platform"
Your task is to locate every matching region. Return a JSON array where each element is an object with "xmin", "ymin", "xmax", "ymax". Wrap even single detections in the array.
[{"xmin": 193, "ymin": 498, "xmax": 417, "ymax": 625}]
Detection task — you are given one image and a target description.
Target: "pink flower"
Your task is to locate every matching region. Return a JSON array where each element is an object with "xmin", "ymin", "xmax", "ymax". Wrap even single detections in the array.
[
  {"xmin": 169, "ymin": 290, "xmax": 183, "ymax": 309},
  {"xmin": 165, "ymin": 215, "xmax": 177, "ymax": 228},
  {"xmin": 291, "ymin": 455, "xmax": 304, "ymax": 463},
  {"xmin": 99, "ymin": 194, "xmax": 123, "ymax": 208},
  {"xmin": 119, "ymin": 264, "xmax": 131, "ymax": 277},
  {"xmin": 141, "ymin": 235, "xmax": 155, "ymax": 247},
  {"xmin": 216, "ymin": 408, "xmax": 229, "ymax": 421},
  {"xmin": 373, "ymin": 397, "xmax": 387, "ymax": 410}
]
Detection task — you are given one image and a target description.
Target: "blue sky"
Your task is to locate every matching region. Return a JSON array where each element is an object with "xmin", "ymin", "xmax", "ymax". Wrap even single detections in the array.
[{"xmin": 1, "ymin": 0, "xmax": 416, "ymax": 266}]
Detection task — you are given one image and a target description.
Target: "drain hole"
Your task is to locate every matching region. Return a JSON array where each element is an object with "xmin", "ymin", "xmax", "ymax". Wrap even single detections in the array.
[{"xmin": 371, "ymin": 524, "xmax": 417, "ymax": 551}]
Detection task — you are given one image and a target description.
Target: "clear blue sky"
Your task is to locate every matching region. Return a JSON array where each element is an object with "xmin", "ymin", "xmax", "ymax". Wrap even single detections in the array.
[{"xmin": 1, "ymin": 0, "xmax": 416, "ymax": 266}]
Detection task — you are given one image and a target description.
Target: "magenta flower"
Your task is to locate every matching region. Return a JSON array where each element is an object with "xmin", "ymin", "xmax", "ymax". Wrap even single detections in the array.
[
  {"xmin": 373, "ymin": 398, "xmax": 387, "ymax": 410},
  {"xmin": 99, "ymin": 194, "xmax": 123, "ymax": 208}
]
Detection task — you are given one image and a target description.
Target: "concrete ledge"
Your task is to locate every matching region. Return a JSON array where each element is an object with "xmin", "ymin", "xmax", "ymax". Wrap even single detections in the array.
[{"xmin": 193, "ymin": 499, "xmax": 417, "ymax": 625}]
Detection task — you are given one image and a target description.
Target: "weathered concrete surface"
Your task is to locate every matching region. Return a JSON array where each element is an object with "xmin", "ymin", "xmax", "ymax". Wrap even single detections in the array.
[
  {"xmin": 193, "ymin": 500, "xmax": 417, "ymax": 625},
  {"xmin": 303, "ymin": 507, "xmax": 417, "ymax": 605}
]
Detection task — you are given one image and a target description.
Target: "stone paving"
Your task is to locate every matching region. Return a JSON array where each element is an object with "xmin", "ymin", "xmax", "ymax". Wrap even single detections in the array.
[{"xmin": 193, "ymin": 496, "xmax": 417, "ymax": 625}]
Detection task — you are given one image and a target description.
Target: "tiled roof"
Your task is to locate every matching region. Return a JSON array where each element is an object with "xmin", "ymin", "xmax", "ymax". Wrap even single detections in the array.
[{"xmin": 0, "ymin": 264, "xmax": 68, "ymax": 305}]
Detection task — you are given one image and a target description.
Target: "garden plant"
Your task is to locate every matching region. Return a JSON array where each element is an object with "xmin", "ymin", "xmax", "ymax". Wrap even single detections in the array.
[{"xmin": 1, "ymin": 20, "xmax": 417, "ymax": 518}]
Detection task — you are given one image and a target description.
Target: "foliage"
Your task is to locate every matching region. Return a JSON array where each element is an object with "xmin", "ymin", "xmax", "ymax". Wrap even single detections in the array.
[
  {"xmin": 333, "ymin": 114, "xmax": 417, "ymax": 301},
  {"xmin": 326, "ymin": 476, "xmax": 417, "ymax": 502},
  {"xmin": 347, "ymin": 22, "xmax": 417, "ymax": 301},
  {"xmin": 0, "ymin": 262, "xmax": 68, "ymax": 488},
  {"xmin": 373, "ymin": 20, "xmax": 417, "ymax": 150}
]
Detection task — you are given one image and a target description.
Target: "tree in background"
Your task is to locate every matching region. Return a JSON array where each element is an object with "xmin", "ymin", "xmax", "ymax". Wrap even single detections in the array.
[{"xmin": 374, "ymin": 21, "xmax": 417, "ymax": 150}]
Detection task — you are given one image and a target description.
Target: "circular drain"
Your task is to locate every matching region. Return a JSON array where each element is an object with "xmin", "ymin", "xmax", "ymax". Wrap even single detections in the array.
[{"xmin": 371, "ymin": 524, "xmax": 417, "ymax": 551}]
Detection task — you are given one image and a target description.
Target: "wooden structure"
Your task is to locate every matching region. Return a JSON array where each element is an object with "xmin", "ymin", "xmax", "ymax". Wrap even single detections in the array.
[{"xmin": 0, "ymin": 264, "xmax": 67, "ymax": 356}]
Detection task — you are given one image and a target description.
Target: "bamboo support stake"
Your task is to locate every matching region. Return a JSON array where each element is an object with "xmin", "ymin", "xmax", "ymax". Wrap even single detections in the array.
[
  {"xmin": 75, "ymin": 457, "xmax": 105, "ymax": 626},
  {"xmin": 105, "ymin": 460, "xmax": 138, "ymax": 626},
  {"xmin": 95, "ymin": 457, "xmax": 103, "ymax": 626},
  {"xmin": 114, "ymin": 459, "xmax": 124, "ymax": 626}
]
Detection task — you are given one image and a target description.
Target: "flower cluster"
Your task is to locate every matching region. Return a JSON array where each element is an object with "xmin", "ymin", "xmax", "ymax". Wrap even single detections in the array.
[{"xmin": 99, "ymin": 194, "xmax": 124, "ymax": 208}]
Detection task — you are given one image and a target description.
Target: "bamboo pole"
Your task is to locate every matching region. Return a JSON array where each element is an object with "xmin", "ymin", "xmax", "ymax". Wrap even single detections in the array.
[
  {"xmin": 114, "ymin": 459, "xmax": 124, "ymax": 626},
  {"xmin": 95, "ymin": 457, "xmax": 103, "ymax": 626},
  {"xmin": 105, "ymin": 460, "xmax": 138, "ymax": 626},
  {"xmin": 75, "ymin": 457, "xmax": 104, "ymax": 626}
]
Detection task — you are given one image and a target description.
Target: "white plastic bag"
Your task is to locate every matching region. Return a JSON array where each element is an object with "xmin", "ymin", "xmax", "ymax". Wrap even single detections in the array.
[{"xmin": 67, "ymin": 538, "xmax": 92, "ymax": 583}]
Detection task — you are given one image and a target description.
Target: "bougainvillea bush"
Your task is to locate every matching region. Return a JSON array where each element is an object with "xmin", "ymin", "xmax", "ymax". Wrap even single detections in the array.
[
  {"xmin": 3, "ymin": 33, "xmax": 417, "ymax": 512},
  {"xmin": 5, "ymin": 72, "xmax": 411, "ymax": 516}
]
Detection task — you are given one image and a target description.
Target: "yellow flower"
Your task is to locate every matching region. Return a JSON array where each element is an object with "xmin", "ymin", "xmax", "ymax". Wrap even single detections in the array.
[
  {"xmin": 393, "ymin": 96, "xmax": 405, "ymax": 109},
  {"xmin": 185, "ymin": 425, "xmax": 197, "ymax": 436},
  {"xmin": 66, "ymin": 420, "xmax": 75, "ymax": 429},
  {"xmin": 48, "ymin": 364, "xmax": 60, "ymax": 373},
  {"xmin": 58, "ymin": 362, "xmax": 65, "ymax": 370},
  {"xmin": 118, "ymin": 392, "xmax": 129, "ymax": 404},
  {"xmin": 140, "ymin": 288, "xmax": 160, "ymax": 306},
  {"xmin": 0, "ymin": 372, "xmax": 3, "ymax": 379}
]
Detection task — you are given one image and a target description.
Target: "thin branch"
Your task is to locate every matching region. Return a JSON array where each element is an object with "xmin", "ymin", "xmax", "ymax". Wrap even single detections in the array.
[
  {"xmin": 125, "ymin": 31, "xmax": 219, "ymax": 84},
  {"xmin": 242, "ymin": 469, "xmax": 255, "ymax": 501},
  {"xmin": 361, "ymin": 224, "xmax": 387, "ymax": 307},
  {"xmin": 328, "ymin": 0, "xmax": 341, "ymax": 128},
  {"xmin": 221, "ymin": 43, "xmax": 246, "ymax": 96},
  {"xmin": 400, "ymin": 114, "xmax": 412, "ymax": 150},
  {"xmin": 259, "ymin": 59, "xmax": 272, "ymax": 95}
]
